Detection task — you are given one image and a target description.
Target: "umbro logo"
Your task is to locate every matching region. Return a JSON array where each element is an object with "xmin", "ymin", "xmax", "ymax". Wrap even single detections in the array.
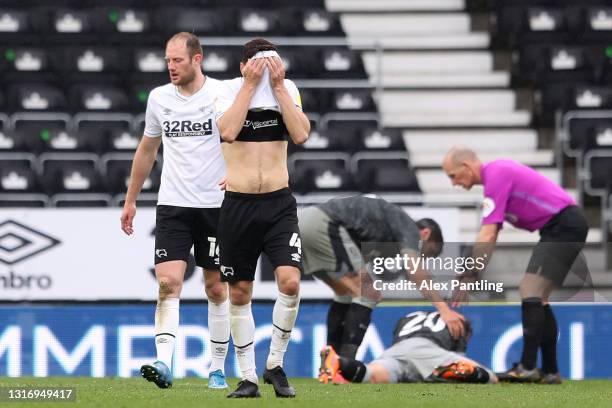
[
  {"xmin": 0, "ymin": 220, "xmax": 61, "ymax": 265},
  {"xmin": 156, "ymin": 249, "xmax": 167, "ymax": 258},
  {"xmin": 163, "ymin": 108, "xmax": 172, "ymax": 116}
]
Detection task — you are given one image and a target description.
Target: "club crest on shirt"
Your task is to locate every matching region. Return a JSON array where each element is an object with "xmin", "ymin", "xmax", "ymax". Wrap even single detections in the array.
[{"xmin": 482, "ymin": 197, "xmax": 495, "ymax": 218}]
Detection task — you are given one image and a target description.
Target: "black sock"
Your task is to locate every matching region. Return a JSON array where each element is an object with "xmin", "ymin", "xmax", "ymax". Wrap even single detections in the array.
[
  {"xmin": 520, "ymin": 297, "xmax": 545, "ymax": 370},
  {"xmin": 339, "ymin": 303, "xmax": 372, "ymax": 359},
  {"xmin": 541, "ymin": 304, "xmax": 559, "ymax": 374},
  {"xmin": 326, "ymin": 301, "xmax": 351, "ymax": 351},
  {"xmin": 338, "ymin": 356, "xmax": 367, "ymax": 383},
  {"xmin": 468, "ymin": 366, "xmax": 491, "ymax": 383}
]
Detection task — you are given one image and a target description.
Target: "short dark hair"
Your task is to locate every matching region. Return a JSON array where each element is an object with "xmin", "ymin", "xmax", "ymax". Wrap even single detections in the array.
[
  {"xmin": 416, "ymin": 218, "xmax": 444, "ymax": 257},
  {"xmin": 241, "ymin": 37, "xmax": 277, "ymax": 63},
  {"xmin": 167, "ymin": 32, "xmax": 203, "ymax": 59}
]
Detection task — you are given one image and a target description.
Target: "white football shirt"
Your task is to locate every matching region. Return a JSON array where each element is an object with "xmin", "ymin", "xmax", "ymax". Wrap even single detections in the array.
[
  {"xmin": 215, "ymin": 77, "xmax": 302, "ymax": 117},
  {"xmin": 144, "ymin": 77, "xmax": 226, "ymax": 208}
]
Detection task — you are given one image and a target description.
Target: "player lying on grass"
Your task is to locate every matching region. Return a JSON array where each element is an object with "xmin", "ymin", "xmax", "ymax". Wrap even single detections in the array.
[
  {"xmin": 299, "ymin": 195, "xmax": 465, "ymax": 362},
  {"xmin": 319, "ymin": 310, "xmax": 497, "ymax": 384}
]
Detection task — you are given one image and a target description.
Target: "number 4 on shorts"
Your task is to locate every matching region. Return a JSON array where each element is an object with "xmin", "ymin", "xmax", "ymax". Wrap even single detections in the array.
[{"xmin": 290, "ymin": 233, "xmax": 301, "ymax": 262}]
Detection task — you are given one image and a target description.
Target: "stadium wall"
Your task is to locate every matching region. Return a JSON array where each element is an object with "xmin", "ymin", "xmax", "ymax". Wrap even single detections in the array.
[
  {"xmin": 0, "ymin": 208, "xmax": 458, "ymax": 300},
  {"xmin": 0, "ymin": 304, "xmax": 609, "ymax": 379}
]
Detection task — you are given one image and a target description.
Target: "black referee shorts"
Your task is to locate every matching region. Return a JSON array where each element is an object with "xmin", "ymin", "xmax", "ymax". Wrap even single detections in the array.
[
  {"xmin": 218, "ymin": 188, "xmax": 302, "ymax": 283},
  {"xmin": 154, "ymin": 205, "xmax": 220, "ymax": 270},
  {"xmin": 526, "ymin": 205, "xmax": 589, "ymax": 286}
]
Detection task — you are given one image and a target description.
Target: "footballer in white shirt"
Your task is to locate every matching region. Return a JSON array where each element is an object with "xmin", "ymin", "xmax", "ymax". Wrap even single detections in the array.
[{"xmin": 120, "ymin": 32, "xmax": 229, "ymax": 391}]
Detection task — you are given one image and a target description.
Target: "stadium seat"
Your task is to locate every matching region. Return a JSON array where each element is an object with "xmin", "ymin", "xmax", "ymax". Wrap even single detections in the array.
[
  {"xmin": 357, "ymin": 128, "xmax": 405, "ymax": 152},
  {"xmin": 323, "ymin": 113, "xmax": 380, "ymax": 139},
  {"xmin": 578, "ymin": 6, "xmax": 612, "ymax": 42},
  {"xmin": 299, "ymin": 9, "xmax": 343, "ymax": 36},
  {"xmin": 238, "ymin": 9, "xmax": 282, "ymax": 35},
  {"xmin": 352, "ymin": 152, "xmax": 420, "ymax": 193},
  {"xmin": 22, "ymin": 128, "xmax": 88, "ymax": 154},
  {"xmin": 584, "ymin": 150, "xmax": 612, "ymax": 196},
  {"xmin": 0, "ymin": 153, "xmax": 37, "ymax": 193},
  {"xmin": 154, "ymin": 7, "xmax": 228, "ymax": 36},
  {"xmin": 320, "ymin": 48, "xmax": 364, "ymax": 79},
  {"xmin": 540, "ymin": 82, "xmax": 588, "ymax": 125},
  {"xmin": 0, "ymin": 8, "xmax": 37, "ymax": 44},
  {"xmin": 62, "ymin": 46, "xmax": 125, "ymax": 74},
  {"xmin": 0, "ymin": 129, "xmax": 23, "ymax": 152},
  {"xmin": 329, "ymin": 89, "xmax": 376, "ymax": 112},
  {"xmin": 297, "ymin": 88, "xmax": 328, "ymax": 113},
  {"xmin": 289, "ymin": 130, "xmax": 348, "ymax": 155},
  {"xmin": 129, "ymin": 83, "xmax": 161, "ymax": 112},
  {"xmin": 564, "ymin": 114, "xmax": 612, "ymax": 157},
  {"xmin": 38, "ymin": 153, "xmax": 101, "ymax": 195},
  {"xmin": 71, "ymin": 84, "xmax": 130, "ymax": 112},
  {"xmin": 75, "ymin": 113, "xmax": 133, "ymax": 153},
  {"xmin": 201, "ymin": 47, "xmax": 240, "ymax": 79},
  {"xmin": 102, "ymin": 153, "xmax": 160, "ymax": 194},
  {"xmin": 133, "ymin": 47, "xmax": 165, "ymax": 74},
  {"xmin": 289, "ymin": 152, "xmax": 353, "ymax": 194},
  {"xmin": 2, "ymin": 46, "xmax": 55, "ymax": 84},
  {"xmin": 52, "ymin": 8, "xmax": 93, "ymax": 35},
  {"xmin": 8, "ymin": 84, "xmax": 67, "ymax": 112},
  {"xmin": 276, "ymin": 48, "xmax": 309, "ymax": 79},
  {"xmin": 107, "ymin": 129, "xmax": 140, "ymax": 152},
  {"xmin": 12, "ymin": 112, "xmax": 72, "ymax": 153},
  {"xmin": 496, "ymin": 6, "xmax": 572, "ymax": 46},
  {"xmin": 94, "ymin": 7, "xmax": 152, "ymax": 34}
]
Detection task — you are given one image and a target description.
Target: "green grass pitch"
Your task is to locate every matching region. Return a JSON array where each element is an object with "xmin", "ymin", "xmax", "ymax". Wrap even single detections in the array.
[{"xmin": 1, "ymin": 378, "xmax": 611, "ymax": 408}]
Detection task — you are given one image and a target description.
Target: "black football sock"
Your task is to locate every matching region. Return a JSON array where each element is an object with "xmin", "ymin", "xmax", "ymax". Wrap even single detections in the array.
[
  {"xmin": 467, "ymin": 366, "xmax": 491, "ymax": 383},
  {"xmin": 541, "ymin": 304, "xmax": 559, "ymax": 374},
  {"xmin": 520, "ymin": 297, "xmax": 545, "ymax": 371},
  {"xmin": 339, "ymin": 303, "xmax": 372, "ymax": 359},
  {"xmin": 326, "ymin": 300, "xmax": 351, "ymax": 351},
  {"xmin": 338, "ymin": 356, "xmax": 367, "ymax": 383}
]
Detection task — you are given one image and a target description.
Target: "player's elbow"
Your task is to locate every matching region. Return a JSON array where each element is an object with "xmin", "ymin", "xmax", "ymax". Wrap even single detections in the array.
[
  {"xmin": 291, "ymin": 130, "xmax": 309, "ymax": 145},
  {"xmin": 219, "ymin": 128, "xmax": 238, "ymax": 144},
  {"xmin": 217, "ymin": 119, "xmax": 239, "ymax": 143}
]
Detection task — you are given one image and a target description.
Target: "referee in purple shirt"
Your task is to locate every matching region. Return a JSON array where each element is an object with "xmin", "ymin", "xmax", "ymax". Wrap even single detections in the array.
[{"xmin": 442, "ymin": 145, "xmax": 588, "ymax": 385}]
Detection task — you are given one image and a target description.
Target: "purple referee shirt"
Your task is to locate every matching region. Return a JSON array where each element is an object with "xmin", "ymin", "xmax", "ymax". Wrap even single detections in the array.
[{"xmin": 480, "ymin": 160, "xmax": 575, "ymax": 232}]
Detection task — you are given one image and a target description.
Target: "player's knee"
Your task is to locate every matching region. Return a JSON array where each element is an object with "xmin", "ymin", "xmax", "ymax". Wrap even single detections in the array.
[
  {"xmin": 279, "ymin": 276, "xmax": 300, "ymax": 297},
  {"xmin": 158, "ymin": 278, "xmax": 181, "ymax": 298},
  {"xmin": 229, "ymin": 285, "xmax": 251, "ymax": 305},
  {"xmin": 369, "ymin": 371, "xmax": 390, "ymax": 384},
  {"xmin": 519, "ymin": 280, "xmax": 540, "ymax": 299},
  {"xmin": 205, "ymin": 280, "xmax": 228, "ymax": 303}
]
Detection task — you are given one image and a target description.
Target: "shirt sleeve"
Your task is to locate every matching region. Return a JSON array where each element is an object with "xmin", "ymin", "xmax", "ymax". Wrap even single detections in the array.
[
  {"xmin": 143, "ymin": 91, "xmax": 161, "ymax": 138},
  {"xmin": 215, "ymin": 79, "xmax": 238, "ymax": 119},
  {"xmin": 481, "ymin": 167, "xmax": 513, "ymax": 226},
  {"xmin": 284, "ymin": 79, "xmax": 303, "ymax": 110}
]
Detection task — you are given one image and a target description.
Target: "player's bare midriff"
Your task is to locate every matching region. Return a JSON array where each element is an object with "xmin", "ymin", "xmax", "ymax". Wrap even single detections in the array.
[{"xmin": 222, "ymin": 140, "xmax": 289, "ymax": 193}]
